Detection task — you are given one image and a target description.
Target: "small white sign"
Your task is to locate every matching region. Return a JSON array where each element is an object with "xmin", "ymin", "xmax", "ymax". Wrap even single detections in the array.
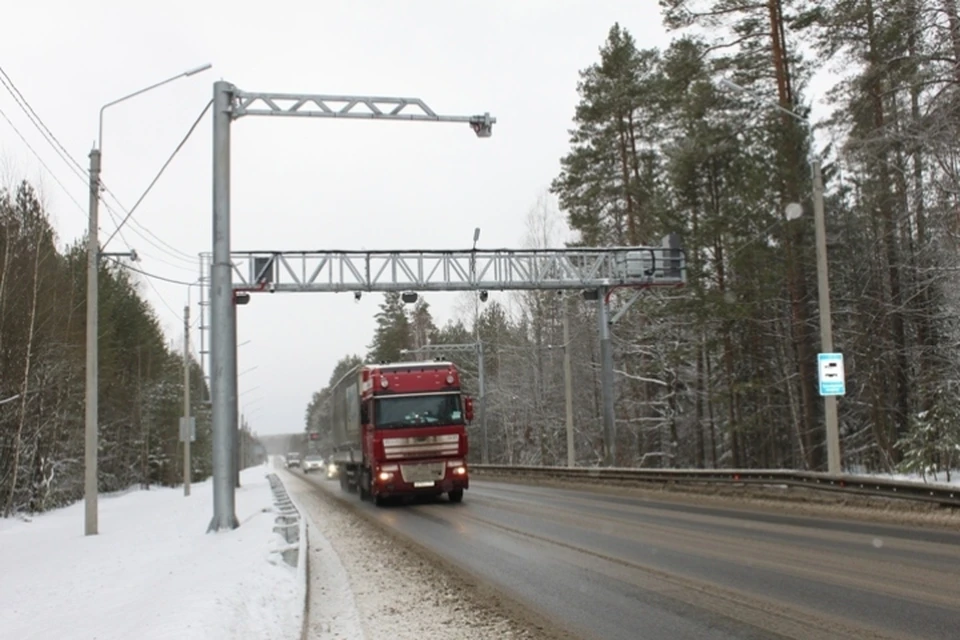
[
  {"xmin": 818, "ymin": 353, "xmax": 845, "ymax": 396},
  {"xmin": 179, "ymin": 417, "xmax": 197, "ymax": 442}
]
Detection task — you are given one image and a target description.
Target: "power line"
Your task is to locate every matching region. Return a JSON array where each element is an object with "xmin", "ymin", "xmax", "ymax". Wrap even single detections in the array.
[
  {"xmin": 145, "ymin": 276, "xmax": 185, "ymax": 322},
  {"xmin": 105, "ymin": 258, "xmax": 193, "ymax": 322},
  {"xmin": 0, "ymin": 67, "xmax": 157, "ymax": 262},
  {"xmin": 102, "ymin": 98, "xmax": 212, "ymax": 249},
  {"xmin": 0, "ymin": 65, "xmax": 179, "ymax": 256},
  {"xmin": 0, "ymin": 104, "xmax": 87, "ymax": 216},
  {"xmin": 0, "ymin": 64, "xmax": 200, "ymax": 266},
  {"xmin": 109, "ymin": 258, "xmax": 197, "ymax": 287},
  {"xmin": 0, "ymin": 66, "xmax": 87, "ymax": 177},
  {"xmin": 0, "ymin": 69, "xmax": 149, "ymax": 262},
  {"xmin": 0, "ymin": 111, "xmax": 154, "ymax": 311},
  {"xmin": 0, "ymin": 92, "xmax": 200, "ymax": 350}
]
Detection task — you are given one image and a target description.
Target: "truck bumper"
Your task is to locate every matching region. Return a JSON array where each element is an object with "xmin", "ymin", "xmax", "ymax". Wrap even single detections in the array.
[
  {"xmin": 376, "ymin": 477, "xmax": 468, "ymax": 498},
  {"xmin": 373, "ymin": 464, "xmax": 469, "ymax": 498}
]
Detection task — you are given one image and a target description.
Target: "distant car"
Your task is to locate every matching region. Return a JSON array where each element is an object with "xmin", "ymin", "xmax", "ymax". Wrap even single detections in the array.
[
  {"xmin": 302, "ymin": 455, "xmax": 324, "ymax": 473},
  {"xmin": 286, "ymin": 453, "xmax": 301, "ymax": 469}
]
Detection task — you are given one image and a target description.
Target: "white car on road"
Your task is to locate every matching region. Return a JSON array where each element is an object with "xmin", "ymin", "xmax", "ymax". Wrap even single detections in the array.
[{"xmin": 302, "ymin": 455, "xmax": 324, "ymax": 473}]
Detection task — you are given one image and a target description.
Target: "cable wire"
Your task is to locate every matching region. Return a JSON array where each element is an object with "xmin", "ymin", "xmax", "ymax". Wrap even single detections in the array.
[
  {"xmin": 0, "ymin": 104, "xmax": 88, "ymax": 216},
  {"xmin": 0, "ymin": 66, "xmax": 87, "ymax": 177},
  {"xmin": 107, "ymin": 258, "xmax": 197, "ymax": 286},
  {"xmin": 104, "ymin": 258, "xmax": 190, "ymax": 322},
  {"xmin": 0, "ymin": 72, "xmax": 198, "ymax": 338},
  {"xmin": 0, "ymin": 64, "xmax": 200, "ymax": 266},
  {"xmin": 101, "ymin": 98, "xmax": 213, "ymax": 250}
]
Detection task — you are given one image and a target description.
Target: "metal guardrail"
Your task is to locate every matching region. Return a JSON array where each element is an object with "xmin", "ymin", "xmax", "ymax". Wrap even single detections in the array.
[{"xmin": 471, "ymin": 464, "xmax": 960, "ymax": 508}]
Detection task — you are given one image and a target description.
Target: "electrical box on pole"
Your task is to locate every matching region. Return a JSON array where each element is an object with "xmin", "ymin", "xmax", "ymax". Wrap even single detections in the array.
[{"xmin": 179, "ymin": 416, "xmax": 197, "ymax": 442}]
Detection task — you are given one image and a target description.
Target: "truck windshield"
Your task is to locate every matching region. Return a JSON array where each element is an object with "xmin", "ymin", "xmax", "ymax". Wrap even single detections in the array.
[{"xmin": 374, "ymin": 393, "xmax": 464, "ymax": 428}]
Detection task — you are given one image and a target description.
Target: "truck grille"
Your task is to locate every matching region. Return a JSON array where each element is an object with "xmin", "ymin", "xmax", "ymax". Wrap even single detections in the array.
[
  {"xmin": 400, "ymin": 462, "xmax": 446, "ymax": 484},
  {"xmin": 382, "ymin": 434, "xmax": 459, "ymax": 460}
]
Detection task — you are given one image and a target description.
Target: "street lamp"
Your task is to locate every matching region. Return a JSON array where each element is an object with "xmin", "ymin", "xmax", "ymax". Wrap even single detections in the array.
[
  {"xmin": 84, "ymin": 63, "xmax": 213, "ymax": 536},
  {"xmin": 97, "ymin": 64, "xmax": 213, "ymax": 152},
  {"xmin": 719, "ymin": 78, "xmax": 841, "ymax": 474}
]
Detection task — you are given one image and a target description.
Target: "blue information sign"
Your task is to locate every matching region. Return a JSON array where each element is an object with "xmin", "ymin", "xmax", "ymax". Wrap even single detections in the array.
[{"xmin": 817, "ymin": 353, "xmax": 845, "ymax": 396}]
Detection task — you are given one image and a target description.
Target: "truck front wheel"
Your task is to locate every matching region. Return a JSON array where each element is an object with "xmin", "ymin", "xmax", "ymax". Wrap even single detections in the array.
[{"xmin": 448, "ymin": 489, "xmax": 464, "ymax": 503}]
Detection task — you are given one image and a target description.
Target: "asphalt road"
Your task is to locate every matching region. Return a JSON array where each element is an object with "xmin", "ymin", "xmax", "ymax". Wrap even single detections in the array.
[{"xmin": 301, "ymin": 475, "xmax": 960, "ymax": 640}]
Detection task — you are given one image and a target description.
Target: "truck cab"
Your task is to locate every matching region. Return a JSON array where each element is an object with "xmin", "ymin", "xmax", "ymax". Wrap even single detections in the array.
[{"xmin": 330, "ymin": 360, "xmax": 472, "ymax": 505}]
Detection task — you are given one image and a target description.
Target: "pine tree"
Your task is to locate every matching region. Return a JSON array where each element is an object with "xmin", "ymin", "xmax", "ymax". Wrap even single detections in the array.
[
  {"xmin": 551, "ymin": 24, "xmax": 662, "ymax": 246},
  {"xmin": 0, "ymin": 178, "xmax": 213, "ymax": 513},
  {"xmin": 408, "ymin": 298, "xmax": 438, "ymax": 350},
  {"xmin": 329, "ymin": 354, "xmax": 363, "ymax": 385},
  {"xmin": 367, "ymin": 292, "xmax": 412, "ymax": 363}
]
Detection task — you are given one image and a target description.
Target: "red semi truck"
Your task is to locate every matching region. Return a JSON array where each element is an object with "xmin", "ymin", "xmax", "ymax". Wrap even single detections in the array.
[{"xmin": 329, "ymin": 360, "xmax": 473, "ymax": 505}]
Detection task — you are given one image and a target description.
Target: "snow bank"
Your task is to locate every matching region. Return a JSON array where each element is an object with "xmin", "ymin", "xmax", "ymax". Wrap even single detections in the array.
[
  {"xmin": 0, "ymin": 465, "xmax": 301, "ymax": 640},
  {"xmin": 282, "ymin": 472, "xmax": 549, "ymax": 639},
  {"xmin": 857, "ymin": 470, "xmax": 960, "ymax": 487}
]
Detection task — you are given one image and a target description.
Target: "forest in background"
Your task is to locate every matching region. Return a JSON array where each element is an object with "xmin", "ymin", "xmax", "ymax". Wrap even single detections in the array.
[
  {"xmin": 306, "ymin": 3, "xmax": 960, "ymax": 479},
  {"xmin": 0, "ymin": 181, "xmax": 213, "ymax": 515}
]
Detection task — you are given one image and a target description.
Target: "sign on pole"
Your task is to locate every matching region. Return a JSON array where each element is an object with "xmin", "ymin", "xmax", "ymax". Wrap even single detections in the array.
[
  {"xmin": 817, "ymin": 353, "xmax": 845, "ymax": 396},
  {"xmin": 179, "ymin": 417, "xmax": 197, "ymax": 442}
]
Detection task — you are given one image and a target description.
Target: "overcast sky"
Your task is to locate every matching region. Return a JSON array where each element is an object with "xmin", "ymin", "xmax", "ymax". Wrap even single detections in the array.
[{"xmin": 1, "ymin": 1, "xmax": 834, "ymax": 436}]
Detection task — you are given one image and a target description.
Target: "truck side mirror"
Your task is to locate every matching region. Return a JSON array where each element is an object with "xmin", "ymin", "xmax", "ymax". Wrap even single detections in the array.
[{"xmin": 464, "ymin": 396, "xmax": 474, "ymax": 422}]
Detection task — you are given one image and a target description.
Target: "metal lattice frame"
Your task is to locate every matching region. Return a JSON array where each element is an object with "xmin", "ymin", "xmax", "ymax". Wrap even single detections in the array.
[
  {"xmin": 206, "ymin": 80, "xmax": 500, "ymax": 531},
  {"xmin": 197, "ymin": 252, "xmax": 212, "ymax": 403},
  {"xmin": 232, "ymin": 91, "xmax": 495, "ymax": 135},
  {"xmin": 207, "ymin": 79, "xmax": 690, "ymax": 532},
  {"xmin": 215, "ymin": 243, "xmax": 685, "ymax": 294}
]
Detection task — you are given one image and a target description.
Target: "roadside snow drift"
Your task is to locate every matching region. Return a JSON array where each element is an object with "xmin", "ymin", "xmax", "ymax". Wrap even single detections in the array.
[{"xmin": 0, "ymin": 465, "xmax": 301, "ymax": 640}]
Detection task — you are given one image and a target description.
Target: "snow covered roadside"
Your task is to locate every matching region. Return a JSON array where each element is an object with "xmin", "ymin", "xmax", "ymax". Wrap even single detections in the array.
[
  {"xmin": 859, "ymin": 469, "xmax": 960, "ymax": 488},
  {"xmin": 0, "ymin": 465, "xmax": 302, "ymax": 640},
  {"xmin": 280, "ymin": 471, "xmax": 564, "ymax": 640}
]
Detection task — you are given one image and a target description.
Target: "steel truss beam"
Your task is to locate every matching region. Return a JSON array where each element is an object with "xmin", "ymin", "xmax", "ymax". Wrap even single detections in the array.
[
  {"xmin": 219, "ymin": 242, "xmax": 686, "ymax": 294},
  {"xmin": 231, "ymin": 90, "xmax": 496, "ymax": 136}
]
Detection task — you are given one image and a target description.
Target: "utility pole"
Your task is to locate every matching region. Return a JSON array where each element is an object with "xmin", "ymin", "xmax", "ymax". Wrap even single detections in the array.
[
  {"xmin": 719, "ymin": 78, "xmax": 842, "ymax": 474},
  {"xmin": 234, "ymin": 303, "xmax": 241, "ymax": 489},
  {"xmin": 183, "ymin": 305, "xmax": 191, "ymax": 496},
  {"xmin": 83, "ymin": 64, "xmax": 212, "ymax": 536},
  {"xmin": 209, "ymin": 81, "xmax": 240, "ymax": 531},
  {"xmin": 813, "ymin": 158, "xmax": 841, "ymax": 474},
  {"xmin": 470, "ymin": 227, "xmax": 487, "ymax": 464},
  {"xmin": 598, "ymin": 289, "xmax": 616, "ymax": 466},
  {"xmin": 562, "ymin": 295, "xmax": 575, "ymax": 467},
  {"xmin": 84, "ymin": 148, "xmax": 101, "ymax": 536},
  {"xmin": 477, "ymin": 341, "xmax": 487, "ymax": 464}
]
